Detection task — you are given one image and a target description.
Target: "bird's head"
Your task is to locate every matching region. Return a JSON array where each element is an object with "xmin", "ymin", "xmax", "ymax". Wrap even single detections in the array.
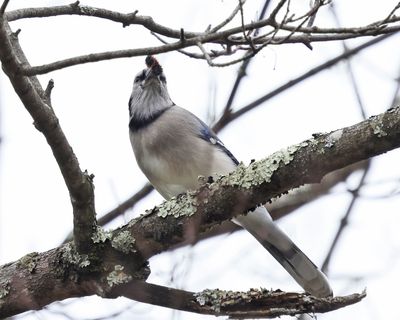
[
  {"xmin": 129, "ymin": 56, "xmax": 173, "ymax": 120},
  {"xmin": 133, "ymin": 55, "xmax": 167, "ymax": 90}
]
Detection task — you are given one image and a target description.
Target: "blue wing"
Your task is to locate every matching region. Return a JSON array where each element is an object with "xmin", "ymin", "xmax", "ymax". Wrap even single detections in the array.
[{"xmin": 197, "ymin": 119, "xmax": 239, "ymax": 166}]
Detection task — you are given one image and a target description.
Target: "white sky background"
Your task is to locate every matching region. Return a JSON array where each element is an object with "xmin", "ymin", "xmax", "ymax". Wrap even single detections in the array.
[{"xmin": 1, "ymin": 0, "xmax": 400, "ymax": 319}]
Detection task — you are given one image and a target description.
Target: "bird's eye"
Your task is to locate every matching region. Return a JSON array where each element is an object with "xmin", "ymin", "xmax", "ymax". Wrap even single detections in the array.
[
  {"xmin": 160, "ymin": 74, "xmax": 166, "ymax": 83},
  {"xmin": 134, "ymin": 70, "xmax": 146, "ymax": 83}
]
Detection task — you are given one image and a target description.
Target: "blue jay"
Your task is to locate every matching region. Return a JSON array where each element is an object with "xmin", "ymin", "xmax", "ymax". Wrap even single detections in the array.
[{"xmin": 128, "ymin": 56, "xmax": 332, "ymax": 298}]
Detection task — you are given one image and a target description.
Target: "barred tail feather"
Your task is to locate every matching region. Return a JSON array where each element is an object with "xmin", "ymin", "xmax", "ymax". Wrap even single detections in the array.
[{"xmin": 234, "ymin": 207, "xmax": 333, "ymax": 298}]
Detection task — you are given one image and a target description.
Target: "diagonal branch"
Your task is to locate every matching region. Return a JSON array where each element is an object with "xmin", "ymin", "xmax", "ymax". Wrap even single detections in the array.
[
  {"xmin": 122, "ymin": 106, "xmax": 400, "ymax": 260},
  {"xmin": 214, "ymin": 32, "xmax": 395, "ymax": 131},
  {"xmin": 0, "ymin": 17, "xmax": 96, "ymax": 253},
  {"xmin": 1, "ymin": 106, "xmax": 398, "ymax": 318},
  {"xmin": 0, "ymin": 0, "xmax": 9, "ymax": 14}
]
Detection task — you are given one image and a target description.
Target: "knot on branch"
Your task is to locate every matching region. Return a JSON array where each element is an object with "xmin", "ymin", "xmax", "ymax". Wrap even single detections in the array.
[{"xmin": 122, "ymin": 10, "xmax": 138, "ymax": 28}]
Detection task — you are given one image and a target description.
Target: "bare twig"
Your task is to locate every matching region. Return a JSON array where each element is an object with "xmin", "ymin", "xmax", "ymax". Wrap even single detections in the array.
[
  {"xmin": 44, "ymin": 78, "xmax": 54, "ymax": 106},
  {"xmin": 220, "ymin": 0, "xmax": 272, "ymax": 117},
  {"xmin": 0, "ymin": 17, "xmax": 96, "ymax": 253},
  {"xmin": 3, "ymin": 2, "xmax": 400, "ymax": 74},
  {"xmin": 322, "ymin": 164, "xmax": 371, "ymax": 273},
  {"xmin": 330, "ymin": 3, "xmax": 367, "ymax": 120},
  {"xmin": 209, "ymin": 0, "xmax": 247, "ymax": 33},
  {"xmin": 382, "ymin": 1, "xmax": 400, "ymax": 24},
  {"xmin": 0, "ymin": 0, "xmax": 10, "ymax": 15},
  {"xmin": 238, "ymin": 0, "xmax": 257, "ymax": 53},
  {"xmin": 213, "ymin": 32, "xmax": 395, "ymax": 131},
  {"xmin": 98, "ymin": 183, "xmax": 153, "ymax": 227}
]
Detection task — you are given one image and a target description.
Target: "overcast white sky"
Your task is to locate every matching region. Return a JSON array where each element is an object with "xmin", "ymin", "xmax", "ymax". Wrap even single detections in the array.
[{"xmin": 1, "ymin": 1, "xmax": 400, "ymax": 319}]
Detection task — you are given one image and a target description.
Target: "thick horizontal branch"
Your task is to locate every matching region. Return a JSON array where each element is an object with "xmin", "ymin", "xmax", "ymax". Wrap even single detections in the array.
[
  {"xmin": 122, "ymin": 106, "xmax": 400, "ymax": 260},
  {"xmin": 0, "ymin": 17, "xmax": 96, "ymax": 252}
]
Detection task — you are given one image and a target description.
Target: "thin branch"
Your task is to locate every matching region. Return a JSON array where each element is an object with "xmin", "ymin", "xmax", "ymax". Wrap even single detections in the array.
[
  {"xmin": 12, "ymin": 27, "xmax": 400, "ymax": 76},
  {"xmin": 321, "ymin": 164, "xmax": 371, "ymax": 273},
  {"xmin": 213, "ymin": 32, "xmax": 395, "ymax": 131},
  {"xmin": 330, "ymin": 3, "xmax": 367, "ymax": 120},
  {"xmin": 209, "ymin": 0, "xmax": 246, "ymax": 33},
  {"xmin": 110, "ymin": 280, "xmax": 366, "ymax": 318},
  {"xmin": 44, "ymin": 78, "xmax": 54, "ymax": 107},
  {"xmin": 382, "ymin": 1, "xmax": 400, "ymax": 24},
  {"xmin": 0, "ymin": 17, "xmax": 96, "ymax": 253},
  {"xmin": 238, "ymin": 0, "xmax": 257, "ymax": 53},
  {"xmin": 0, "ymin": 0, "xmax": 9, "ymax": 15},
  {"xmin": 197, "ymin": 41, "xmax": 254, "ymax": 67},
  {"xmin": 3, "ymin": 2, "xmax": 399, "ymax": 74},
  {"xmin": 307, "ymin": 0, "xmax": 319, "ymax": 27},
  {"xmin": 98, "ymin": 183, "xmax": 154, "ymax": 227},
  {"xmin": 220, "ymin": 0, "xmax": 272, "ymax": 117}
]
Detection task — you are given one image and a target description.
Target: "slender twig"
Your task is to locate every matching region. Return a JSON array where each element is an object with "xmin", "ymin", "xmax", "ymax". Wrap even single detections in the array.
[
  {"xmin": 197, "ymin": 41, "xmax": 254, "ymax": 67},
  {"xmin": 318, "ymin": 7, "xmax": 370, "ymax": 278},
  {"xmin": 3, "ymin": 2, "xmax": 399, "ymax": 75},
  {"xmin": 213, "ymin": 32, "xmax": 395, "ymax": 132},
  {"xmin": 13, "ymin": 26, "xmax": 400, "ymax": 76},
  {"xmin": 209, "ymin": 0, "xmax": 247, "ymax": 33},
  {"xmin": 382, "ymin": 1, "xmax": 400, "ymax": 24},
  {"xmin": 220, "ymin": 0, "xmax": 272, "ymax": 116},
  {"xmin": 307, "ymin": 0, "xmax": 319, "ymax": 27},
  {"xmin": 238, "ymin": 0, "xmax": 257, "ymax": 53},
  {"xmin": 44, "ymin": 78, "xmax": 54, "ymax": 107},
  {"xmin": 0, "ymin": 0, "xmax": 10, "ymax": 15},
  {"xmin": 0, "ymin": 18, "xmax": 96, "ymax": 253},
  {"xmin": 98, "ymin": 183, "xmax": 153, "ymax": 226},
  {"xmin": 151, "ymin": 31, "xmax": 245, "ymax": 60},
  {"xmin": 330, "ymin": 3, "xmax": 367, "ymax": 120},
  {"xmin": 321, "ymin": 165, "xmax": 371, "ymax": 273}
]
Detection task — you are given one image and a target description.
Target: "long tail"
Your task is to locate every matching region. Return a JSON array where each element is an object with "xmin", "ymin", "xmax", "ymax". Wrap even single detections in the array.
[{"xmin": 234, "ymin": 207, "xmax": 333, "ymax": 298}]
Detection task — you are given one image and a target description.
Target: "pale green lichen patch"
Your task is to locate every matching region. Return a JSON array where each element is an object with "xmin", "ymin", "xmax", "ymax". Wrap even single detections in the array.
[
  {"xmin": 371, "ymin": 119, "xmax": 388, "ymax": 137},
  {"xmin": 18, "ymin": 252, "xmax": 39, "ymax": 273},
  {"xmin": 157, "ymin": 192, "xmax": 198, "ymax": 218},
  {"xmin": 61, "ymin": 243, "xmax": 90, "ymax": 268},
  {"xmin": 107, "ymin": 265, "xmax": 132, "ymax": 287},
  {"xmin": 325, "ymin": 129, "xmax": 343, "ymax": 148},
  {"xmin": 0, "ymin": 281, "xmax": 10, "ymax": 300},
  {"xmin": 91, "ymin": 226, "xmax": 112, "ymax": 243},
  {"xmin": 221, "ymin": 142, "xmax": 308, "ymax": 189},
  {"xmin": 194, "ymin": 288, "xmax": 271, "ymax": 313},
  {"xmin": 111, "ymin": 230, "xmax": 136, "ymax": 254}
]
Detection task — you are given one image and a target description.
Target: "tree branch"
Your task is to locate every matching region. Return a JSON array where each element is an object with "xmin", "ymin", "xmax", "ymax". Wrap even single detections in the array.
[
  {"xmin": 121, "ymin": 106, "xmax": 400, "ymax": 260},
  {"xmin": 3, "ymin": 3, "xmax": 400, "ymax": 74},
  {"xmin": 0, "ymin": 17, "xmax": 96, "ymax": 253},
  {"xmin": 1, "ymin": 106, "xmax": 398, "ymax": 318},
  {"xmin": 0, "ymin": 0, "xmax": 9, "ymax": 15},
  {"xmin": 214, "ymin": 32, "xmax": 395, "ymax": 131},
  {"xmin": 111, "ymin": 281, "xmax": 366, "ymax": 318}
]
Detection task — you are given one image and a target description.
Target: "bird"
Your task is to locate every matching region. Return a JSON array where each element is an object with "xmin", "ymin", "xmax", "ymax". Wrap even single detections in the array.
[{"xmin": 128, "ymin": 55, "xmax": 333, "ymax": 298}]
